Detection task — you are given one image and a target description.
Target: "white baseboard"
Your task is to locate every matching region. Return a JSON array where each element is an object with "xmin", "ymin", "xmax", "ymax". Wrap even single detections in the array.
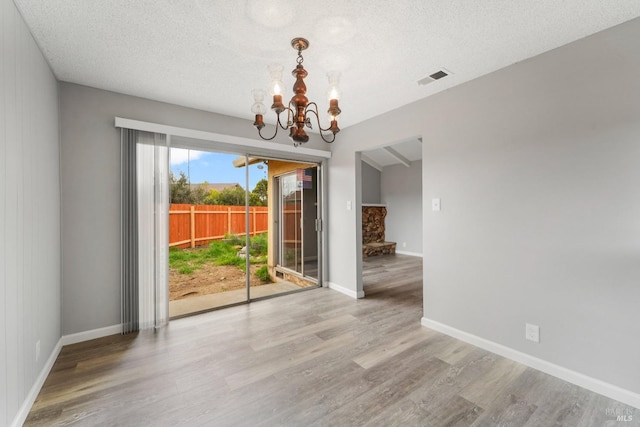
[
  {"xmin": 395, "ymin": 250, "xmax": 423, "ymax": 257},
  {"xmin": 11, "ymin": 338, "xmax": 63, "ymax": 427},
  {"xmin": 327, "ymin": 281, "xmax": 365, "ymax": 299},
  {"xmin": 421, "ymin": 317, "xmax": 640, "ymax": 410},
  {"xmin": 61, "ymin": 323, "xmax": 122, "ymax": 346}
]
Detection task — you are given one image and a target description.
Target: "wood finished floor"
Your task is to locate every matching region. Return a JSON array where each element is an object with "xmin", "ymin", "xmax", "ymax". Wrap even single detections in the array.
[{"xmin": 26, "ymin": 254, "xmax": 637, "ymax": 426}]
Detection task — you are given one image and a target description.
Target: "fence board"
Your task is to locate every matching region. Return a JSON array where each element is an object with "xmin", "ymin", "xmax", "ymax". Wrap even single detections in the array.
[{"xmin": 169, "ymin": 204, "xmax": 268, "ymax": 249}]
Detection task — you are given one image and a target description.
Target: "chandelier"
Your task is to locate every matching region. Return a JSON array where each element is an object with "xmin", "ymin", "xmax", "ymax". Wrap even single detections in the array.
[{"xmin": 251, "ymin": 37, "xmax": 342, "ymax": 146}]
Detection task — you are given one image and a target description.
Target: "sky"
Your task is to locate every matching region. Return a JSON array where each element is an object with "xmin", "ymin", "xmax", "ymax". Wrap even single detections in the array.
[{"xmin": 170, "ymin": 148, "xmax": 267, "ymax": 191}]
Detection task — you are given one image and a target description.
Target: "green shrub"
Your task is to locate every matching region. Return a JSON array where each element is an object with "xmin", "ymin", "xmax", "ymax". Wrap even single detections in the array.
[
  {"xmin": 250, "ymin": 233, "xmax": 268, "ymax": 256},
  {"xmin": 256, "ymin": 265, "xmax": 271, "ymax": 282},
  {"xmin": 223, "ymin": 233, "xmax": 244, "ymax": 246}
]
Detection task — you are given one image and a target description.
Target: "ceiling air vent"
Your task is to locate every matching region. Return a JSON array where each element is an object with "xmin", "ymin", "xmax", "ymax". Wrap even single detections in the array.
[{"xmin": 417, "ymin": 69, "xmax": 451, "ymax": 86}]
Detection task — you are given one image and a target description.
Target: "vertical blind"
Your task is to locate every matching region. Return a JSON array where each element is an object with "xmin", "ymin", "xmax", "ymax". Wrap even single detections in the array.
[{"xmin": 121, "ymin": 129, "xmax": 169, "ymax": 333}]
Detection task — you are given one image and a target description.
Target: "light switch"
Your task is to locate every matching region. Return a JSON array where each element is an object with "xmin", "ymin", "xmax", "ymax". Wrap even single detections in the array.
[
  {"xmin": 346, "ymin": 201, "xmax": 352, "ymax": 210},
  {"xmin": 432, "ymin": 198, "xmax": 441, "ymax": 211}
]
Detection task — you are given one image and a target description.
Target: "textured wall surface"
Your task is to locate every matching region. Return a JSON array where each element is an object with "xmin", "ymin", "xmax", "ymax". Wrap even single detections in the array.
[
  {"xmin": 381, "ymin": 160, "xmax": 422, "ymax": 255},
  {"xmin": 0, "ymin": 0, "xmax": 61, "ymax": 424},
  {"xmin": 361, "ymin": 161, "xmax": 381, "ymax": 204}
]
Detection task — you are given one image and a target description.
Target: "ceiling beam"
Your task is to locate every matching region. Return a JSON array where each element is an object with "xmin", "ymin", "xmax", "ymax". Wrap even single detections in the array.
[
  {"xmin": 361, "ymin": 154, "xmax": 383, "ymax": 172},
  {"xmin": 383, "ymin": 146, "xmax": 411, "ymax": 168}
]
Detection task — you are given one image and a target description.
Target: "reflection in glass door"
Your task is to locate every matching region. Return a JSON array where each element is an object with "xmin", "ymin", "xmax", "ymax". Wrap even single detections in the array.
[
  {"xmin": 302, "ymin": 167, "xmax": 318, "ymax": 279},
  {"xmin": 277, "ymin": 166, "xmax": 319, "ymax": 281},
  {"xmin": 280, "ymin": 172, "xmax": 302, "ymax": 272}
]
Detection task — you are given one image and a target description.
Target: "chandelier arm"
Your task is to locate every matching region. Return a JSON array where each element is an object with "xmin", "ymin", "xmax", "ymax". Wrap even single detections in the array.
[
  {"xmin": 305, "ymin": 102, "xmax": 330, "ymax": 128},
  {"xmin": 277, "ymin": 109, "xmax": 295, "ymax": 130},
  {"xmin": 318, "ymin": 129, "xmax": 337, "ymax": 143},
  {"xmin": 256, "ymin": 110, "xmax": 298, "ymax": 141},
  {"xmin": 304, "ymin": 102, "xmax": 337, "ymax": 130},
  {"xmin": 305, "ymin": 102, "xmax": 319, "ymax": 112},
  {"xmin": 303, "ymin": 108, "xmax": 337, "ymax": 143},
  {"xmin": 257, "ymin": 124, "xmax": 279, "ymax": 141},
  {"xmin": 304, "ymin": 108, "xmax": 331, "ymax": 132}
]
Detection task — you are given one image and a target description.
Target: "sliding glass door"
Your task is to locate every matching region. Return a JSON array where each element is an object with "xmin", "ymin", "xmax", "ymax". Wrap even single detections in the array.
[{"xmin": 167, "ymin": 151, "xmax": 323, "ymax": 318}]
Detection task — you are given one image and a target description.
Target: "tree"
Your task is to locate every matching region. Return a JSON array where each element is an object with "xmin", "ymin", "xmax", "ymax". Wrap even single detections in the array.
[
  {"xmin": 204, "ymin": 185, "xmax": 246, "ymax": 206},
  {"xmin": 250, "ymin": 179, "xmax": 268, "ymax": 206},
  {"xmin": 203, "ymin": 189, "xmax": 220, "ymax": 205},
  {"xmin": 172, "ymin": 175, "xmax": 268, "ymax": 206},
  {"xmin": 170, "ymin": 172, "xmax": 192, "ymax": 203},
  {"xmin": 170, "ymin": 172, "xmax": 207, "ymax": 204},
  {"xmin": 190, "ymin": 183, "xmax": 208, "ymax": 205}
]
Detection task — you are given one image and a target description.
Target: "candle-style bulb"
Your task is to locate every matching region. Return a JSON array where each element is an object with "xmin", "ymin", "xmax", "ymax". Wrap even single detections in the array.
[
  {"xmin": 251, "ymin": 89, "xmax": 267, "ymax": 115},
  {"xmin": 326, "ymin": 71, "xmax": 341, "ymax": 101},
  {"xmin": 268, "ymin": 64, "xmax": 285, "ymax": 97}
]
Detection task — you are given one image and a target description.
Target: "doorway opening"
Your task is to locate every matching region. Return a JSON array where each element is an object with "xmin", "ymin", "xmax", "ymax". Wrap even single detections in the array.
[{"xmin": 358, "ymin": 138, "xmax": 424, "ymax": 293}]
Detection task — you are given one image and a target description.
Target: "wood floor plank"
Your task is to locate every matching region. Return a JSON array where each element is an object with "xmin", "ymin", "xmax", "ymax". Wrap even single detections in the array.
[
  {"xmin": 24, "ymin": 254, "xmax": 639, "ymax": 426},
  {"xmin": 249, "ymin": 313, "xmax": 356, "ymax": 351},
  {"xmin": 313, "ymin": 356, "xmax": 450, "ymax": 427},
  {"xmin": 458, "ymin": 356, "xmax": 529, "ymax": 408},
  {"xmin": 224, "ymin": 332, "xmax": 357, "ymax": 390},
  {"xmin": 352, "ymin": 326, "xmax": 435, "ymax": 369}
]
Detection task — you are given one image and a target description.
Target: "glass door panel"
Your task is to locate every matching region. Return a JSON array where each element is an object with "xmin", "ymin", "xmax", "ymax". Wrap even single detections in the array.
[
  {"xmin": 247, "ymin": 159, "xmax": 322, "ymax": 300},
  {"xmin": 301, "ymin": 167, "xmax": 318, "ymax": 280},
  {"xmin": 168, "ymin": 149, "xmax": 251, "ymax": 317},
  {"xmin": 280, "ymin": 173, "xmax": 302, "ymax": 273},
  {"xmin": 274, "ymin": 165, "xmax": 320, "ymax": 284}
]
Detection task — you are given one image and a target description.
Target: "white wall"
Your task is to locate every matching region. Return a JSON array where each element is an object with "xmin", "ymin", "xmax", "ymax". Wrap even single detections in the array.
[
  {"xmin": 59, "ymin": 83, "xmax": 330, "ymax": 334},
  {"xmin": 381, "ymin": 160, "xmax": 422, "ymax": 255},
  {"xmin": 1, "ymin": 0, "xmax": 61, "ymax": 424},
  {"xmin": 329, "ymin": 17, "xmax": 640, "ymax": 399},
  {"xmin": 361, "ymin": 161, "xmax": 381, "ymax": 204}
]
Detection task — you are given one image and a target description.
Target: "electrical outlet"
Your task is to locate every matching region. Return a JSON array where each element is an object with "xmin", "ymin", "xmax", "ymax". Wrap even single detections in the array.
[
  {"xmin": 525, "ymin": 323, "xmax": 540, "ymax": 343},
  {"xmin": 36, "ymin": 340, "xmax": 41, "ymax": 362},
  {"xmin": 402, "ymin": 242, "xmax": 407, "ymax": 248}
]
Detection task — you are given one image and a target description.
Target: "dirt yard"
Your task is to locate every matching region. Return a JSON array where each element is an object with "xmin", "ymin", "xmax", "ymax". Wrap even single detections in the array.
[{"xmin": 169, "ymin": 264, "xmax": 269, "ymax": 301}]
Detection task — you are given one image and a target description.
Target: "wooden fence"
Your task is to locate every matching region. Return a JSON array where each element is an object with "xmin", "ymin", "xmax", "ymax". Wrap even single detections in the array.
[{"xmin": 170, "ymin": 204, "xmax": 268, "ymax": 249}]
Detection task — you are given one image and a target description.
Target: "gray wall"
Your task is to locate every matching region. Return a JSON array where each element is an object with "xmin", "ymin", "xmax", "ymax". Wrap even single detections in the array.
[
  {"xmin": 361, "ymin": 161, "xmax": 381, "ymax": 204},
  {"xmin": 59, "ymin": 82, "xmax": 330, "ymax": 334},
  {"xmin": 329, "ymin": 17, "xmax": 640, "ymax": 395},
  {"xmin": 381, "ymin": 160, "xmax": 422, "ymax": 255},
  {"xmin": 1, "ymin": 0, "xmax": 61, "ymax": 424}
]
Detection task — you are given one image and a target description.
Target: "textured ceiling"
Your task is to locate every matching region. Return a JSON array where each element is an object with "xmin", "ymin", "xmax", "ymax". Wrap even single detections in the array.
[{"xmin": 15, "ymin": 0, "xmax": 640, "ymax": 132}]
